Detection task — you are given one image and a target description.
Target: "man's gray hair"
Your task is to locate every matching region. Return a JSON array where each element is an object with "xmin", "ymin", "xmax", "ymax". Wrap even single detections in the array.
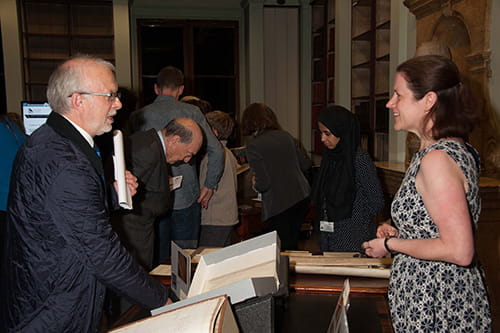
[{"xmin": 46, "ymin": 55, "xmax": 115, "ymax": 114}]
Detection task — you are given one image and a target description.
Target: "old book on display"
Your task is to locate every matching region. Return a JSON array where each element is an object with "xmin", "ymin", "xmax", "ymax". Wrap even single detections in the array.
[
  {"xmin": 110, "ymin": 294, "xmax": 238, "ymax": 333},
  {"xmin": 187, "ymin": 231, "xmax": 281, "ymax": 303},
  {"xmin": 151, "ymin": 232, "xmax": 282, "ymax": 333}
]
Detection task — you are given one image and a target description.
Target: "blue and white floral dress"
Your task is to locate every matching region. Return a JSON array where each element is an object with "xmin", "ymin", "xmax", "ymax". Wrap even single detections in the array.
[{"xmin": 389, "ymin": 140, "xmax": 491, "ymax": 332}]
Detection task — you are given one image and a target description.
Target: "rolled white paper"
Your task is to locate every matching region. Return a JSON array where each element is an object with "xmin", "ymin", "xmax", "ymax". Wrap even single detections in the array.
[
  {"xmin": 113, "ymin": 130, "xmax": 133, "ymax": 210},
  {"xmin": 294, "ymin": 265, "xmax": 390, "ymax": 279}
]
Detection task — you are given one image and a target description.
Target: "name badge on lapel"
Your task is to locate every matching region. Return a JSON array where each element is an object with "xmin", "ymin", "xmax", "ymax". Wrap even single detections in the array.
[{"xmin": 320, "ymin": 220, "xmax": 334, "ymax": 232}]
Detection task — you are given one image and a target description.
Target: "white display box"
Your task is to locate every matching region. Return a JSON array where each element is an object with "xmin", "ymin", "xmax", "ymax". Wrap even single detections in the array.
[
  {"xmin": 188, "ymin": 231, "xmax": 281, "ymax": 302},
  {"xmin": 151, "ymin": 276, "xmax": 276, "ymax": 317}
]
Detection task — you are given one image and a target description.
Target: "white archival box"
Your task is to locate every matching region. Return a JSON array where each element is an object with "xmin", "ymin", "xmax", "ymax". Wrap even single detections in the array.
[
  {"xmin": 187, "ymin": 231, "xmax": 281, "ymax": 304},
  {"xmin": 154, "ymin": 276, "xmax": 277, "ymax": 318}
]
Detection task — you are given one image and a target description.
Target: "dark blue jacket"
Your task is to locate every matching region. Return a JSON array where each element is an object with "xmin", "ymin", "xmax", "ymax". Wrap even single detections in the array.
[{"xmin": 0, "ymin": 112, "xmax": 167, "ymax": 332}]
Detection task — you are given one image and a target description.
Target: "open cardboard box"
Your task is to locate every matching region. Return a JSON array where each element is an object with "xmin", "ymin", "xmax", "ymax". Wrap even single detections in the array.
[
  {"xmin": 153, "ymin": 231, "xmax": 286, "ymax": 332},
  {"xmin": 187, "ymin": 231, "xmax": 281, "ymax": 302}
]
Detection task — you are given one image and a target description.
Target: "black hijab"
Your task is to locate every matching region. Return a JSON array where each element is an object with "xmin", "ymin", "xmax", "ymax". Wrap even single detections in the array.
[{"xmin": 312, "ymin": 105, "xmax": 360, "ymax": 221}]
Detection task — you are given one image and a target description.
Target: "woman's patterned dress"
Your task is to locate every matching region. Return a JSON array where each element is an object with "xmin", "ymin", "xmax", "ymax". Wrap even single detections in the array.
[{"xmin": 389, "ymin": 140, "xmax": 491, "ymax": 332}]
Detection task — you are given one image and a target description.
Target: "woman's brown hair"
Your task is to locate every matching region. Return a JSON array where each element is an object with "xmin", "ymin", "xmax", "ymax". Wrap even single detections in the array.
[
  {"xmin": 205, "ymin": 111, "xmax": 234, "ymax": 140},
  {"xmin": 397, "ymin": 55, "xmax": 478, "ymax": 141},
  {"xmin": 240, "ymin": 103, "xmax": 281, "ymax": 136}
]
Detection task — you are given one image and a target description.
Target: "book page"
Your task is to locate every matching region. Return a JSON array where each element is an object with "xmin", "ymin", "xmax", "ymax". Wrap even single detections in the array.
[
  {"xmin": 149, "ymin": 264, "xmax": 172, "ymax": 276},
  {"xmin": 215, "ymin": 299, "xmax": 239, "ymax": 333},
  {"xmin": 204, "ymin": 260, "xmax": 275, "ymax": 293},
  {"xmin": 111, "ymin": 296, "xmax": 228, "ymax": 333},
  {"xmin": 203, "ymin": 246, "xmax": 277, "ymax": 278}
]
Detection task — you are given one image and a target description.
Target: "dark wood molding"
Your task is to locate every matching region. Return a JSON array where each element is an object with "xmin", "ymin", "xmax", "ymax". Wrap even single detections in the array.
[
  {"xmin": 403, "ymin": 0, "xmax": 463, "ymax": 19},
  {"xmin": 465, "ymin": 50, "xmax": 492, "ymax": 76}
]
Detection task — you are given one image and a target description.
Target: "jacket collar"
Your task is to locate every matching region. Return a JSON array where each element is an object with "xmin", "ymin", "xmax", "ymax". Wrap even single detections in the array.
[
  {"xmin": 153, "ymin": 94, "xmax": 176, "ymax": 103},
  {"xmin": 46, "ymin": 112, "xmax": 104, "ymax": 176}
]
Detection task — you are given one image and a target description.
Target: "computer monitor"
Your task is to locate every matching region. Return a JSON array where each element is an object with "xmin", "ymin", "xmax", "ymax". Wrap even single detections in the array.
[{"xmin": 21, "ymin": 101, "xmax": 52, "ymax": 135}]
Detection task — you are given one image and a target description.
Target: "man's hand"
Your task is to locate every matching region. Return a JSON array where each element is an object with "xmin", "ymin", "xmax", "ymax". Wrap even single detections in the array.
[
  {"xmin": 114, "ymin": 170, "xmax": 139, "ymax": 197},
  {"xmin": 125, "ymin": 170, "xmax": 138, "ymax": 196},
  {"xmin": 197, "ymin": 186, "xmax": 214, "ymax": 209}
]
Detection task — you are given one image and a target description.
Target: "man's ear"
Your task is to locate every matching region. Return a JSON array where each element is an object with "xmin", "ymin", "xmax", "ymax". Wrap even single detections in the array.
[
  {"xmin": 69, "ymin": 93, "xmax": 84, "ymax": 110},
  {"xmin": 176, "ymin": 85, "xmax": 185, "ymax": 99},
  {"xmin": 424, "ymin": 91, "xmax": 438, "ymax": 111},
  {"xmin": 154, "ymin": 83, "xmax": 161, "ymax": 95}
]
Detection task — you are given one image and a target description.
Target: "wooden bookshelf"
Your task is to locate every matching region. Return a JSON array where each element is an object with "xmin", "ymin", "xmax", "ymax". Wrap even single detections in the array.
[
  {"xmin": 351, "ymin": 0, "xmax": 390, "ymax": 161},
  {"xmin": 311, "ymin": 0, "xmax": 336, "ymax": 155}
]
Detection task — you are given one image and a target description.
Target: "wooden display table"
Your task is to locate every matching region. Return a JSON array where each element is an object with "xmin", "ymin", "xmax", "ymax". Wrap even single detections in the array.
[
  {"xmin": 290, "ymin": 273, "xmax": 388, "ymax": 295},
  {"xmin": 110, "ymin": 272, "xmax": 392, "ymax": 332},
  {"xmin": 284, "ymin": 273, "xmax": 392, "ymax": 333}
]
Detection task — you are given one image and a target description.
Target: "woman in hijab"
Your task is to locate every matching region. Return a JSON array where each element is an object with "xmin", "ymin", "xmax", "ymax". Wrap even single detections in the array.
[{"xmin": 313, "ymin": 105, "xmax": 384, "ymax": 252}]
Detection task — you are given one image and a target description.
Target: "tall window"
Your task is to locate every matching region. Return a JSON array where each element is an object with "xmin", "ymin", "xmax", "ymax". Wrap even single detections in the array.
[
  {"xmin": 137, "ymin": 20, "xmax": 239, "ymax": 120},
  {"xmin": 20, "ymin": 0, "xmax": 114, "ymax": 101}
]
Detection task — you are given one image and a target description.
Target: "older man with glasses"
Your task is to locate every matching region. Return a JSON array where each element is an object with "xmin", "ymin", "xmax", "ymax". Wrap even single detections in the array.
[{"xmin": 0, "ymin": 55, "xmax": 168, "ymax": 332}]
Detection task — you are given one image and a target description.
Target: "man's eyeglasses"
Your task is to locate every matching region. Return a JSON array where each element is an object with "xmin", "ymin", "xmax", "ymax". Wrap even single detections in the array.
[{"xmin": 69, "ymin": 91, "xmax": 121, "ymax": 102}]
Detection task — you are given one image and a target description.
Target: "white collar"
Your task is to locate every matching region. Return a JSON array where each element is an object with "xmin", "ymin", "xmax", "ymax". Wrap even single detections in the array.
[
  {"xmin": 157, "ymin": 130, "xmax": 166, "ymax": 152},
  {"xmin": 61, "ymin": 114, "xmax": 94, "ymax": 147}
]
